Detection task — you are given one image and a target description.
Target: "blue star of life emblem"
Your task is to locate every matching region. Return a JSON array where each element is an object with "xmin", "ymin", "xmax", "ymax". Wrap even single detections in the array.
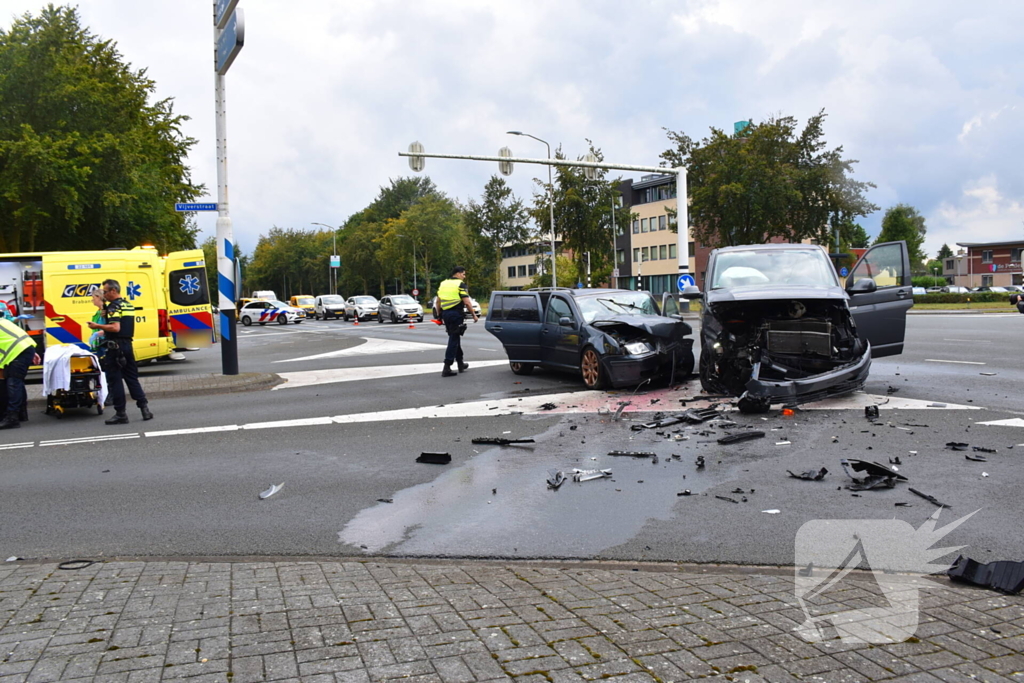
[
  {"xmin": 179, "ymin": 274, "xmax": 201, "ymax": 296},
  {"xmin": 127, "ymin": 281, "xmax": 142, "ymax": 300}
]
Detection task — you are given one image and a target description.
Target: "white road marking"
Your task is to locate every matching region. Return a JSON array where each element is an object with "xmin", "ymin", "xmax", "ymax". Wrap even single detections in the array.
[
  {"xmin": 146, "ymin": 425, "xmax": 240, "ymax": 437},
  {"xmin": 0, "ymin": 442, "xmax": 34, "ymax": 451},
  {"xmin": 274, "ymin": 338, "xmax": 447, "ymax": 363},
  {"xmin": 243, "ymin": 417, "xmax": 334, "ymax": 430},
  {"xmin": 41, "ymin": 434, "xmax": 140, "ymax": 447},
  {"xmin": 943, "ymin": 339, "xmax": 992, "ymax": 343},
  {"xmin": 274, "ymin": 359, "xmax": 508, "ymax": 389},
  {"xmin": 39, "ymin": 433, "xmax": 140, "ymax": 445},
  {"xmin": 477, "ymin": 347, "xmax": 498, "ymax": 351},
  {"xmin": 977, "ymin": 418, "xmax": 1024, "ymax": 428},
  {"xmin": 924, "ymin": 314, "xmax": 1018, "ymax": 318},
  {"xmin": 925, "ymin": 359, "xmax": 986, "ymax": 365}
]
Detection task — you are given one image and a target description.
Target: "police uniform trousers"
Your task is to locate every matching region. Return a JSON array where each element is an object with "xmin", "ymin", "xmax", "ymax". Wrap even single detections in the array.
[
  {"xmin": 0, "ymin": 347, "xmax": 33, "ymax": 418},
  {"xmin": 442, "ymin": 308, "xmax": 465, "ymax": 364},
  {"xmin": 105, "ymin": 338, "xmax": 148, "ymax": 413}
]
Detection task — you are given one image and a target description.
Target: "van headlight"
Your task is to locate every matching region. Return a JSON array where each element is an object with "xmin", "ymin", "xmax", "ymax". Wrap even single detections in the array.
[{"xmin": 625, "ymin": 341, "xmax": 651, "ymax": 355}]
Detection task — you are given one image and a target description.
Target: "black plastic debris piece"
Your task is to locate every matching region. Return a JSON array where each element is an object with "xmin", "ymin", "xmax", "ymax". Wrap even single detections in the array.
[
  {"xmin": 546, "ymin": 470, "xmax": 566, "ymax": 490},
  {"xmin": 889, "ymin": 457, "xmax": 902, "ymax": 465},
  {"xmin": 683, "ymin": 406, "xmax": 721, "ymax": 423},
  {"xmin": 718, "ymin": 431, "xmax": 765, "ymax": 445},
  {"xmin": 948, "ymin": 555, "xmax": 1024, "ymax": 595},
  {"xmin": 613, "ymin": 402, "xmax": 630, "ymax": 420},
  {"xmin": 886, "ymin": 386, "xmax": 900, "ymax": 395},
  {"xmin": 894, "ymin": 502, "xmax": 912, "ymax": 507},
  {"xmin": 650, "ymin": 398, "xmax": 660, "ymax": 405},
  {"xmin": 946, "ymin": 442, "xmax": 969, "ymax": 451},
  {"xmin": 841, "ymin": 459, "xmax": 907, "ymax": 491},
  {"xmin": 677, "ymin": 490, "xmax": 691, "ymax": 496},
  {"xmin": 607, "ymin": 450, "xmax": 656, "ymax": 458},
  {"xmin": 639, "ymin": 414, "xmax": 688, "ymax": 429},
  {"xmin": 569, "ymin": 425, "xmax": 577, "ymax": 430},
  {"xmin": 965, "ymin": 453, "xmax": 988, "ymax": 462},
  {"xmin": 471, "ymin": 437, "xmax": 535, "ymax": 446},
  {"xmin": 377, "ymin": 498, "xmax": 393, "ymax": 504},
  {"xmin": 695, "ymin": 455, "xmax": 705, "ymax": 469},
  {"xmin": 865, "ymin": 405, "xmax": 880, "ymax": 419},
  {"xmin": 540, "ymin": 403, "xmax": 557, "ymax": 411},
  {"xmin": 417, "ymin": 452, "xmax": 452, "ymax": 464},
  {"xmin": 787, "ymin": 467, "xmax": 829, "ymax": 481},
  {"xmin": 908, "ymin": 487, "xmax": 948, "ymax": 508},
  {"xmin": 630, "ymin": 424, "xmax": 645, "ymax": 432},
  {"xmin": 972, "ymin": 446, "xmax": 996, "ymax": 454},
  {"xmin": 715, "ymin": 495, "xmax": 740, "ymax": 504},
  {"xmin": 731, "ymin": 488, "xmax": 747, "ymax": 494}
]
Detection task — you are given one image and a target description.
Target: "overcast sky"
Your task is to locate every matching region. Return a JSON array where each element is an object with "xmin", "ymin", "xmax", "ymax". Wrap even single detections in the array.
[{"xmin": 4, "ymin": 0, "xmax": 1022, "ymax": 258}]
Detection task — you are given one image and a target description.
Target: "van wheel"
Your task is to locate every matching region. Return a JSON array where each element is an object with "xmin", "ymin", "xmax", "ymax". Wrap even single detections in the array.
[
  {"xmin": 581, "ymin": 348, "xmax": 606, "ymax": 389},
  {"xmin": 277, "ymin": 314, "xmax": 288, "ymax": 325},
  {"xmin": 510, "ymin": 362, "xmax": 534, "ymax": 376},
  {"xmin": 241, "ymin": 316, "xmax": 252, "ymax": 326}
]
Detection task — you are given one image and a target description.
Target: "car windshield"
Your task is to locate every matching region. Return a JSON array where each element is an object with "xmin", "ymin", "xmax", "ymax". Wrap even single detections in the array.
[
  {"xmin": 321, "ymin": 295, "xmax": 343, "ymax": 304},
  {"xmin": 392, "ymin": 295, "xmax": 415, "ymax": 304},
  {"xmin": 295, "ymin": 297, "xmax": 314, "ymax": 305},
  {"xmin": 268, "ymin": 300, "xmax": 288, "ymax": 308},
  {"xmin": 354, "ymin": 297, "xmax": 376, "ymax": 304},
  {"xmin": 711, "ymin": 248, "xmax": 838, "ymax": 289},
  {"xmin": 576, "ymin": 291, "xmax": 660, "ymax": 323}
]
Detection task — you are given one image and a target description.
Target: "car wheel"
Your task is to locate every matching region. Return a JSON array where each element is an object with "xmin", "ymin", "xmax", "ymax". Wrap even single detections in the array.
[
  {"xmin": 510, "ymin": 362, "xmax": 534, "ymax": 376},
  {"xmin": 674, "ymin": 349, "xmax": 696, "ymax": 382},
  {"xmin": 417, "ymin": 316, "xmax": 424, "ymax": 323},
  {"xmin": 294, "ymin": 319, "xmax": 302, "ymax": 324},
  {"xmin": 737, "ymin": 395, "xmax": 772, "ymax": 414},
  {"xmin": 698, "ymin": 348, "xmax": 722, "ymax": 394},
  {"xmin": 277, "ymin": 313, "xmax": 288, "ymax": 325},
  {"xmin": 378, "ymin": 312, "xmax": 384, "ymax": 323},
  {"xmin": 580, "ymin": 348, "xmax": 606, "ymax": 389},
  {"xmin": 343, "ymin": 312, "xmax": 349, "ymax": 321},
  {"xmin": 241, "ymin": 315, "xmax": 252, "ymax": 326},
  {"xmin": 259, "ymin": 322, "xmax": 266, "ymax": 326},
  {"xmin": 314, "ymin": 313, "xmax": 321, "ymax": 321},
  {"xmin": 391, "ymin": 313, "xmax": 398, "ymax": 324}
]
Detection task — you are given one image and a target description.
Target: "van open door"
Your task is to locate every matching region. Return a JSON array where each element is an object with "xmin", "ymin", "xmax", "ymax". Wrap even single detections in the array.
[
  {"xmin": 845, "ymin": 241, "xmax": 913, "ymax": 358},
  {"xmin": 163, "ymin": 249, "xmax": 215, "ymax": 349}
]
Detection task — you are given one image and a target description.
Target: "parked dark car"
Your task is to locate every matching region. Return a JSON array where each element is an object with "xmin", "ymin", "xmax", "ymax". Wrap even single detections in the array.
[
  {"xmin": 686, "ymin": 241, "xmax": 912, "ymax": 412},
  {"xmin": 484, "ymin": 288, "xmax": 694, "ymax": 389}
]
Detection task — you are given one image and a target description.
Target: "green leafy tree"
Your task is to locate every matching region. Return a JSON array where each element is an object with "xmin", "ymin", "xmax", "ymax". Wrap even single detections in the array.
[
  {"xmin": 465, "ymin": 175, "xmax": 531, "ymax": 290},
  {"xmin": 937, "ymin": 243, "xmax": 953, "ymax": 259},
  {"xmin": 246, "ymin": 228, "xmax": 334, "ymax": 299},
  {"xmin": 848, "ymin": 223, "xmax": 871, "ymax": 248},
  {"xmin": 660, "ymin": 111, "xmax": 877, "ymax": 248},
  {"xmin": 876, "ymin": 204, "xmax": 927, "ymax": 267},
  {"xmin": 0, "ymin": 5, "xmax": 203, "ymax": 252},
  {"xmin": 201, "ymin": 236, "xmax": 218, "ymax": 298}
]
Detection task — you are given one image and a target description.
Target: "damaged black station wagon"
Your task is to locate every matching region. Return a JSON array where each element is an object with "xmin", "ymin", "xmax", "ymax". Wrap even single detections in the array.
[
  {"xmin": 684, "ymin": 241, "xmax": 913, "ymax": 412},
  {"xmin": 485, "ymin": 288, "xmax": 694, "ymax": 389}
]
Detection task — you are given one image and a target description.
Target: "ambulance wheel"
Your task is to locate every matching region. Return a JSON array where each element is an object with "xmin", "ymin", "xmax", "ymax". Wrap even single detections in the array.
[
  {"xmin": 277, "ymin": 314, "xmax": 288, "ymax": 325},
  {"xmin": 241, "ymin": 315, "xmax": 252, "ymax": 326}
]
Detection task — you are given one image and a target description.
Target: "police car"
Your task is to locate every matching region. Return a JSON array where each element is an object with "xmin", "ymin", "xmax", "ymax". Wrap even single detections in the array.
[{"xmin": 238, "ymin": 299, "xmax": 304, "ymax": 325}]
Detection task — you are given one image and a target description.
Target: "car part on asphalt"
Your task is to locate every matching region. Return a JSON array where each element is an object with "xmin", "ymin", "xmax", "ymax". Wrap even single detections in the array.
[
  {"xmin": 716, "ymin": 495, "xmax": 740, "ymax": 504},
  {"xmin": 416, "ymin": 452, "xmax": 451, "ymax": 465},
  {"xmin": 787, "ymin": 468, "xmax": 829, "ymax": 481},
  {"xmin": 683, "ymin": 406, "xmax": 721, "ymax": 423},
  {"xmin": 377, "ymin": 498, "xmax": 393, "ymax": 504},
  {"xmin": 908, "ymin": 487, "xmax": 948, "ymax": 508},
  {"xmin": 965, "ymin": 453, "xmax": 988, "ymax": 462},
  {"xmin": 947, "ymin": 555, "xmax": 1024, "ymax": 595},
  {"xmin": 841, "ymin": 459, "xmax": 907, "ymax": 491},
  {"xmin": 471, "ymin": 437, "xmax": 535, "ymax": 446},
  {"xmin": 539, "ymin": 403, "xmax": 557, "ymax": 410},
  {"xmin": 762, "ymin": 509, "xmax": 781, "ymax": 514},
  {"xmin": 677, "ymin": 490, "xmax": 691, "ymax": 496},
  {"xmin": 607, "ymin": 450, "xmax": 656, "ymax": 458},
  {"xmin": 889, "ymin": 456, "xmax": 902, "ymax": 465},
  {"xmin": 973, "ymin": 446, "xmax": 996, "ymax": 453},
  {"xmin": 946, "ymin": 442, "xmax": 969, "ymax": 451},
  {"xmin": 865, "ymin": 405, "xmax": 880, "ymax": 419},
  {"xmin": 259, "ymin": 483, "xmax": 284, "ymax": 500},
  {"xmin": 613, "ymin": 402, "xmax": 630, "ymax": 420},
  {"xmin": 572, "ymin": 468, "xmax": 612, "ymax": 482},
  {"xmin": 546, "ymin": 470, "xmax": 566, "ymax": 490},
  {"xmin": 718, "ymin": 431, "xmax": 766, "ymax": 445},
  {"xmin": 695, "ymin": 455, "xmax": 705, "ymax": 469}
]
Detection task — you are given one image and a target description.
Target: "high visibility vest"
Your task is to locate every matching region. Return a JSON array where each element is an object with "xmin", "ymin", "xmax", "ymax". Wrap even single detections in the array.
[
  {"xmin": 437, "ymin": 278, "xmax": 465, "ymax": 311},
  {"xmin": 0, "ymin": 319, "xmax": 35, "ymax": 369}
]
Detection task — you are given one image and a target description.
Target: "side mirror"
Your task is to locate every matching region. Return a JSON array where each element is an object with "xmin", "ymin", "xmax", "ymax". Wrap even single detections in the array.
[
  {"xmin": 558, "ymin": 316, "xmax": 574, "ymax": 327},
  {"xmin": 848, "ymin": 278, "xmax": 877, "ymax": 294},
  {"xmin": 681, "ymin": 285, "xmax": 702, "ymax": 300}
]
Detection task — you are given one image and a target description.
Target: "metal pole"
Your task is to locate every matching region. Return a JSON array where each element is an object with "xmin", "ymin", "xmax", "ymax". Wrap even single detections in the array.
[
  {"xmin": 610, "ymin": 195, "xmax": 617, "ymax": 289},
  {"xmin": 546, "ymin": 142, "xmax": 556, "ymax": 289},
  {"xmin": 586, "ymin": 251, "xmax": 591, "ymax": 287},
  {"xmin": 412, "ymin": 242, "xmax": 417, "ymax": 292},
  {"xmin": 214, "ymin": 12, "xmax": 237, "ymax": 375},
  {"xmin": 675, "ymin": 167, "xmax": 689, "ymax": 311}
]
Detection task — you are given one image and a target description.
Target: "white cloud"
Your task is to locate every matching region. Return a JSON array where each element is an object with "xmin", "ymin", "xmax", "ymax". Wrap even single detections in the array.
[{"xmin": 928, "ymin": 175, "xmax": 1024, "ymax": 255}]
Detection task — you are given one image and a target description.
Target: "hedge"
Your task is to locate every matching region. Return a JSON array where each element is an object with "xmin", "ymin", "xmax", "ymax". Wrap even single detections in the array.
[{"xmin": 911, "ymin": 292, "xmax": 1013, "ymax": 304}]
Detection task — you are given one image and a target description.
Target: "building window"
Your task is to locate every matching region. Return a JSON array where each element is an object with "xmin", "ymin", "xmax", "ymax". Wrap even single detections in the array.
[
  {"xmin": 507, "ymin": 266, "xmax": 516, "ymax": 278},
  {"xmin": 659, "ymin": 245, "xmax": 667, "ymax": 260},
  {"xmin": 982, "ymin": 274, "xmax": 993, "ymax": 286},
  {"xmin": 650, "ymin": 247, "xmax": 658, "ymax": 261},
  {"xmin": 659, "ymin": 215, "xmax": 667, "ymax": 230},
  {"xmin": 688, "ymin": 241, "xmax": 695, "ymax": 259},
  {"xmin": 517, "ymin": 265, "xmax": 527, "ymax": 277},
  {"xmin": 642, "ymin": 247, "xmax": 649, "ymax": 261},
  {"xmin": 617, "ymin": 250, "xmax": 625, "ymax": 264},
  {"xmin": 982, "ymin": 250, "xmax": 993, "ymax": 263},
  {"xmin": 633, "ymin": 248, "xmax": 640, "ymax": 263},
  {"xmin": 632, "ymin": 220, "xmax": 639, "ymax": 234},
  {"xmin": 641, "ymin": 218, "xmax": 649, "ymax": 233},
  {"xmin": 528, "ymin": 264, "xmax": 537, "ymax": 276},
  {"xmin": 945, "ymin": 259, "xmax": 954, "ymax": 270},
  {"xmin": 1012, "ymin": 248, "xmax": 1022, "ymax": 262},
  {"xmin": 669, "ymin": 243, "xmax": 677, "ymax": 259}
]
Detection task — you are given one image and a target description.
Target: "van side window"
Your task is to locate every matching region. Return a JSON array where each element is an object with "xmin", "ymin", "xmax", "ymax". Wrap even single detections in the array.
[
  {"xmin": 169, "ymin": 268, "xmax": 210, "ymax": 306},
  {"xmin": 545, "ymin": 297, "xmax": 573, "ymax": 324},
  {"xmin": 500, "ymin": 295, "xmax": 540, "ymax": 322}
]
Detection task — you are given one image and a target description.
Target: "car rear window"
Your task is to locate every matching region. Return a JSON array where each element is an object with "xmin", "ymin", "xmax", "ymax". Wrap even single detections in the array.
[{"xmin": 492, "ymin": 294, "xmax": 539, "ymax": 321}]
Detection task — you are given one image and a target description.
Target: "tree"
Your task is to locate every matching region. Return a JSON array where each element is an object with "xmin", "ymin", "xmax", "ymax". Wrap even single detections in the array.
[
  {"xmin": 245, "ymin": 227, "xmax": 333, "ymax": 298},
  {"xmin": 0, "ymin": 5, "xmax": 203, "ymax": 252},
  {"xmin": 465, "ymin": 176, "xmax": 531, "ymax": 290},
  {"xmin": 876, "ymin": 204, "xmax": 927, "ymax": 267},
  {"xmin": 660, "ymin": 111, "xmax": 877, "ymax": 248},
  {"xmin": 937, "ymin": 243, "xmax": 953, "ymax": 259},
  {"xmin": 848, "ymin": 223, "xmax": 871, "ymax": 248}
]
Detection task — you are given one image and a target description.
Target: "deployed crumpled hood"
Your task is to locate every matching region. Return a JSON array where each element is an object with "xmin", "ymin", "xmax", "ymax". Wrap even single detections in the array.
[
  {"xmin": 706, "ymin": 284, "xmax": 848, "ymax": 304},
  {"xmin": 591, "ymin": 315, "xmax": 689, "ymax": 338}
]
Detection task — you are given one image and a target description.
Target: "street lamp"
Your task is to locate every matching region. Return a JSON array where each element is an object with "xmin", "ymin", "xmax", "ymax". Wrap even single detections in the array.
[
  {"xmin": 508, "ymin": 131, "xmax": 557, "ymax": 288},
  {"xmin": 312, "ymin": 222, "xmax": 339, "ymax": 293},
  {"xmin": 395, "ymin": 234, "xmax": 417, "ymax": 293}
]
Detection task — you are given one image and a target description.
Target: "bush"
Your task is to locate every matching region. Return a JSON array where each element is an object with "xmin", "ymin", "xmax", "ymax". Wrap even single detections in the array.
[
  {"xmin": 911, "ymin": 292, "xmax": 1011, "ymax": 304},
  {"xmin": 912, "ymin": 276, "xmax": 946, "ymax": 288}
]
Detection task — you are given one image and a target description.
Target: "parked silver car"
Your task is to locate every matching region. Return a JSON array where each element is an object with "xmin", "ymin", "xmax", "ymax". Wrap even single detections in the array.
[
  {"xmin": 344, "ymin": 295, "xmax": 379, "ymax": 321},
  {"xmin": 378, "ymin": 294, "xmax": 424, "ymax": 323},
  {"xmin": 313, "ymin": 294, "xmax": 346, "ymax": 320}
]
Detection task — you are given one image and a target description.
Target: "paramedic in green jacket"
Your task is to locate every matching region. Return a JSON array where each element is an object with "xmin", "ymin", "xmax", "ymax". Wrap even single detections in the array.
[
  {"xmin": 436, "ymin": 266, "xmax": 478, "ymax": 377},
  {"xmin": 0, "ymin": 317, "xmax": 40, "ymax": 429}
]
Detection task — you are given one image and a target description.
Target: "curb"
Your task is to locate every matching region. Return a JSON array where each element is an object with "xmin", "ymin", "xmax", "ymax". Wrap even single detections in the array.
[
  {"xmin": 908, "ymin": 309, "xmax": 1019, "ymax": 315},
  {"xmin": 26, "ymin": 372, "xmax": 283, "ymax": 407}
]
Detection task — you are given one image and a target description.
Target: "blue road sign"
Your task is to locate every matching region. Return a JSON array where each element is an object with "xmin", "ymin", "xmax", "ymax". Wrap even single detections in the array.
[
  {"xmin": 216, "ymin": 9, "xmax": 245, "ymax": 75},
  {"xmin": 840, "ymin": 267, "xmax": 849, "ymax": 277},
  {"xmin": 215, "ymin": 0, "xmax": 240, "ymax": 28},
  {"xmin": 677, "ymin": 274, "xmax": 696, "ymax": 291},
  {"xmin": 175, "ymin": 203, "xmax": 218, "ymax": 212}
]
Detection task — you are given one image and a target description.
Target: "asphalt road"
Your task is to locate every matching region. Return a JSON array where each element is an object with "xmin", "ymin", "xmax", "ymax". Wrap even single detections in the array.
[{"xmin": 2, "ymin": 312, "xmax": 1022, "ymax": 569}]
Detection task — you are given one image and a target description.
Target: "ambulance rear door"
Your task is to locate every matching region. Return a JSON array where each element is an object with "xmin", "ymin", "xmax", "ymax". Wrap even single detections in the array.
[
  {"xmin": 42, "ymin": 252, "xmax": 112, "ymax": 351},
  {"xmin": 124, "ymin": 248, "xmax": 164, "ymax": 361},
  {"xmin": 163, "ymin": 250, "xmax": 215, "ymax": 348}
]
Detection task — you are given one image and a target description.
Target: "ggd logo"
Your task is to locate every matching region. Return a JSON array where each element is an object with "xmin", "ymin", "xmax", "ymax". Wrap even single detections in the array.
[{"xmin": 62, "ymin": 283, "xmax": 100, "ymax": 298}]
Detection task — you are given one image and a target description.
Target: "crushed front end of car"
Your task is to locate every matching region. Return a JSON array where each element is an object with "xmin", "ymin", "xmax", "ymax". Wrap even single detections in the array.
[
  {"xmin": 591, "ymin": 316, "xmax": 695, "ymax": 388},
  {"xmin": 700, "ymin": 295, "xmax": 869, "ymax": 410}
]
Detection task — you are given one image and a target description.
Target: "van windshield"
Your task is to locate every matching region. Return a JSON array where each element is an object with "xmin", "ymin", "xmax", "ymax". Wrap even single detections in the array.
[
  {"xmin": 295, "ymin": 297, "xmax": 314, "ymax": 305},
  {"xmin": 320, "ymin": 295, "xmax": 343, "ymax": 304}
]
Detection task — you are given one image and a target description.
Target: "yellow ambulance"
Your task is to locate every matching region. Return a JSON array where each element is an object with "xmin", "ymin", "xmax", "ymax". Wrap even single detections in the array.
[{"xmin": 0, "ymin": 246, "xmax": 216, "ymax": 362}]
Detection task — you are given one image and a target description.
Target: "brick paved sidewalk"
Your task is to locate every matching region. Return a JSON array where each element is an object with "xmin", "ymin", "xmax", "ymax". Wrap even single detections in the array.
[
  {"xmin": 25, "ymin": 372, "xmax": 282, "ymax": 407},
  {"xmin": 1, "ymin": 560, "xmax": 1021, "ymax": 683}
]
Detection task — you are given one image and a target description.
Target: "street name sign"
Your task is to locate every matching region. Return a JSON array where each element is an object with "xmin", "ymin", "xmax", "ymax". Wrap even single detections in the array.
[
  {"xmin": 216, "ymin": 9, "xmax": 244, "ymax": 75},
  {"xmin": 175, "ymin": 203, "xmax": 218, "ymax": 212},
  {"xmin": 215, "ymin": 0, "xmax": 240, "ymax": 28}
]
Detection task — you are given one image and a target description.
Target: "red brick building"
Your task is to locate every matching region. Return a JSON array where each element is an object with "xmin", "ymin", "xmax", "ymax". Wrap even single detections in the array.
[{"xmin": 946, "ymin": 240, "xmax": 1024, "ymax": 288}]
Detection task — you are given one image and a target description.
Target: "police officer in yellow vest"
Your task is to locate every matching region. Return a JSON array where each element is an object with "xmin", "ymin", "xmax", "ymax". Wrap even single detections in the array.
[
  {"xmin": 436, "ymin": 266, "xmax": 478, "ymax": 377},
  {"xmin": 0, "ymin": 318, "xmax": 41, "ymax": 429}
]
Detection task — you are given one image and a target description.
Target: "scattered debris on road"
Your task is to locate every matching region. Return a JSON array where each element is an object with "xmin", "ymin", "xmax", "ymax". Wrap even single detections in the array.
[
  {"xmin": 965, "ymin": 453, "xmax": 988, "ymax": 462},
  {"xmin": 716, "ymin": 495, "xmax": 740, "ymax": 504},
  {"xmin": 416, "ymin": 452, "xmax": 452, "ymax": 465},
  {"xmin": 841, "ymin": 459, "xmax": 907, "ymax": 491},
  {"xmin": 607, "ymin": 450, "xmax": 656, "ymax": 458},
  {"xmin": 376, "ymin": 498, "xmax": 393, "ymax": 504},
  {"xmin": 718, "ymin": 431, "xmax": 766, "ymax": 445},
  {"xmin": 948, "ymin": 555, "xmax": 1024, "ymax": 595},
  {"xmin": 471, "ymin": 437, "xmax": 535, "ymax": 446},
  {"xmin": 259, "ymin": 483, "xmax": 284, "ymax": 500},
  {"xmin": 762, "ymin": 509, "xmax": 780, "ymax": 514},
  {"xmin": 677, "ymin": 490, "xmax": 691, "ymax": 496},
  {"xmin": 546, "ymin": 470, "xmax": 566, "ymax": 490},
  {"xmin": 908, "ymin": 487, "xmax": 948, "ymax": 508},
  {"xmin": 572, "ymin": 468, "xmax": 612, "ymax": 482},
  {"xmin": 865, "ymin": 405, "xmax": 880, "ymax": 419},
  {"xmin": 695, "ymin": 455, "xmax": 705, "ymax": 469},
  {"xmin": 539, "ymin": 403, "xmax": 557, "ymax": 411},
  {"xmin": 973, "ymin": 446, "xmax": 996, "ymax": 454},
  {"xmin": 787, "ymin": 468, "xmax": 829, "ymax": 481}
]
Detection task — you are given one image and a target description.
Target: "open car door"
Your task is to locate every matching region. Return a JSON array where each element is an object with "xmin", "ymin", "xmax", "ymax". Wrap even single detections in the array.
[
  {"xmin": 845, "ymin": 241, "xmax": 912, "ymax": 358},
  {"xmin": 660, "ymin": 292, "xmax": 681, "ymax": 318},
  {"xmin": 164, "ymin": 250, "xmax": 215, "ymax": 349},
  {"xmin": 484, "ymin": 292, "xmax": 543, "ymax": 364}
]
